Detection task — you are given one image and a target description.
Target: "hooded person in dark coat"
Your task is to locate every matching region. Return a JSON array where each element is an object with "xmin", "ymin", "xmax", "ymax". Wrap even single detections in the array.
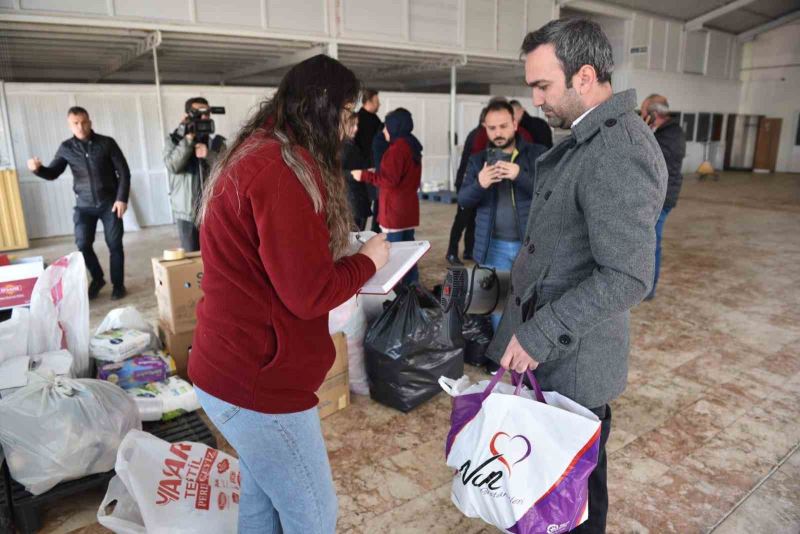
[{"xmin": 343, "ymin": 113, "xmax": 371, "ymax": 231}]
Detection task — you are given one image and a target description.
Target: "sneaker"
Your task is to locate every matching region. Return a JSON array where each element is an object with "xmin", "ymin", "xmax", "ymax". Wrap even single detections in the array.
[
  {"xmin": 463, "ymin": 253, "xmax": 474, "ymax": 261},
  {"xmin": 446, "ymin": 254, "xmax": 463, "ymax": 266},
  {"xmin": 485, "ymin": 360, "xmax": 501, "ymax": 375},
  {"xmin": 111, "ymin": 286, "xmax": 127, "ymax": 300},
  {"xmin": 88, "ymin": 279, "xmax": 106, "ymax": 300}
]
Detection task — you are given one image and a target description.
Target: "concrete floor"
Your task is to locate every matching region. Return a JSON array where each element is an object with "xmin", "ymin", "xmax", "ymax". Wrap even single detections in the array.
[{"xmin": 11, "ymin": 171, "xmax": 800, "ymax": 533}]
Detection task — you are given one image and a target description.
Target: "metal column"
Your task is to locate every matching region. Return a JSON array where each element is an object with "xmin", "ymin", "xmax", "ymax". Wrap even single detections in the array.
[
  {"xmin": 151, "ymin": 31, "xmax": 165, "ymax": 149},
  {"xmin": 449, "ymin": 63, "xmax": 457, "ymax": 191}
]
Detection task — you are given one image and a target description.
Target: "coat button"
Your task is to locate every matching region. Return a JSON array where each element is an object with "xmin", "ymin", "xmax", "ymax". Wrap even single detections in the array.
[
  {"xmin": 604, "ymin": 118, "xmax": 617, "ymax": 127},
  {"xmin": 528, "ymin": 243, "xmax": 535, "ymax": 254},
  {"xmin": 515, "ymin": 296, "xmax": 521, "ymax": 306},
  {"xmin": 558, "ymin": 334, "xmax": 572, "ymax": 346}
]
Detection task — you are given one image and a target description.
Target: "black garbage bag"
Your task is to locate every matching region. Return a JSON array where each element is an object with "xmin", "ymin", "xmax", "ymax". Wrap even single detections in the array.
[
  {"xmin": 365, "ymin": 284, "xmax": 464, "ymax": 412},
  {"xmin": 462, "ymin": 314, "xmax": 494, "ymax": 366}
]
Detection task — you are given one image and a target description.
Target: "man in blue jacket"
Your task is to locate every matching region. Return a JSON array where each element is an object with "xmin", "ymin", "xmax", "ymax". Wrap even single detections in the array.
[{"xmin": 458, "ymin": 99, "xmax": 547, "ymax": 334}]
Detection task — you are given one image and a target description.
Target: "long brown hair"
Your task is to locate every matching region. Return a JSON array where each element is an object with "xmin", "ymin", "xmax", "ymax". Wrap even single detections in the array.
[{"xmin": 198, "ymin": 54, "xmax": 359, "ymax": 260}]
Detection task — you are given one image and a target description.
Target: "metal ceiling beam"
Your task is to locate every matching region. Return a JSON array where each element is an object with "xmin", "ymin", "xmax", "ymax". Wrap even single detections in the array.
[
  {"xmin": 93, "ymin": 30, "xmax": 161, "ymax": 83},
  {"xmin": 221, "ymin": 44, "xmax": 326, "ymax": 82},
  {"xmin": 685, "ymin": 0, "xmax": 759, "ymax": 31},
  {"xmin": 737, "ymin": 9, "xmax": 800, "ymax": 41},
  {"xmin": 365, "ymin": 55, "xmax": 467, "ymax": 81}
]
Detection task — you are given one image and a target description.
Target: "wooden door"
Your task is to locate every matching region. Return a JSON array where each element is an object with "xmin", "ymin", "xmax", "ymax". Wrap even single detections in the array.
[{"xmin": 753, "ymin": 117, "xmax": 782, "ymax": 172}]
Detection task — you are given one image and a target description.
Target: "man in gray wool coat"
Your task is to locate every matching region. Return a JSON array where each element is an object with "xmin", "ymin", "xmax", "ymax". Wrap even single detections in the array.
[{"xmin": 486, "ymin": 18, "xmax": 668, "ymax": 533}]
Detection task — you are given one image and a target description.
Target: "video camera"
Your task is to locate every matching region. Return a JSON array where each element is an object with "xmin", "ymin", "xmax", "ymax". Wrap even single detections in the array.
[{"xmin": 183, "ymin": 106, "xmax": 226, "ymax": 144}]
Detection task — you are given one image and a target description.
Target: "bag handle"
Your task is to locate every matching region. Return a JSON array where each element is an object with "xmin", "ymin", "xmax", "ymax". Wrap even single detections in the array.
[
  {"xmin": 511, "ymin": 369, "xmax": 546, "ymax": 403},
  {"xmin": 480, "ymin": 368, "xmax": 507, "ymax": 400}
]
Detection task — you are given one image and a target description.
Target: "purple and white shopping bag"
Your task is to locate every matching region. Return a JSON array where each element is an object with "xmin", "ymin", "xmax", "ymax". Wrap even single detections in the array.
[{"xmin": 439, "ymin": 369, "xmax": 601, "ymax": 534}]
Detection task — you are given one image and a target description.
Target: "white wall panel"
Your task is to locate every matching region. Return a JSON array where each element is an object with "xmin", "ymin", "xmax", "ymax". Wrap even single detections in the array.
[
  {"xmin": 19, "ymin": 0, "xmax": 107, "ymax": 14},
  {"xmin": 409, "ymin": 0, "xmax": 460, "ymax": 46},
  {"xmin": 465, "ymin": 0, "xmax": 496, "ymax": 51},
  {"xmin": 341, "ymin": 0, "xmax": 405, "ymax": 41},
  {"xmin": 665, "ymin": 22, "xmax": 681, "ymax": 73},
  {"xmin": 706, "ymin": 31, "xmax": 730, "ymax": 79},
  {"xmin": 649, "ymin": 18, "xmax": 666, "ymax": 71},
  {"xmin": 497, "ymin": 0, "xmax": 526, "ymax": 52},
  {"xmin": 196, "ymin": 0, "xmax": 263, "ymax": 27},
  {"xmin": 684, "ymin": 30, "xmax": 708, "ymax": 74},
  {"xmin": 9, "ymin": 84, "xmax": 499, "ymax": 236},
  {"xmin": 527, "ymin": 0, "xmax": 553, "ymax": 32},
  {"xmin": 113, "ymin": 0, "xmax": 191, "ymax": 21},
  {"xmin": 630, "ymin": 14, "xmax": 650, "ymax": 70},
  {"xmin": 267, "ymin": 0, "xmax": 325, "ymax": 34}
]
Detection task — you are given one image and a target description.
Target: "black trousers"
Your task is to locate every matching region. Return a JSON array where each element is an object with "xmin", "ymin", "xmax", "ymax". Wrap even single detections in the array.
[
  {"xmin": 177, "ymin": 219, "xmax": 201, "ymax": 252},
  {"xmin": 570, "ymin": 404, "xmax": 611, "ymax": 534},
  {"xmin": 73, "ymin": 202, "xmax": 124, "ymax": 288},
  {"xmin": 446, "ymin": 205, "xmax": 476, "ymax": 258},
  {"xmin": 369, "ymin": 198, "xmax": 381, "ymax": 233}
]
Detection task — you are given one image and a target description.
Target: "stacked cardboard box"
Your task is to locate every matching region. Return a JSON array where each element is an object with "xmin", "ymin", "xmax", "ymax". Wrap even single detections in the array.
[
  {"xmin": 317, "ymin": 332, "xmax": 350, "ymax": 418},
  {"xmin": 151, "ymin": 252, "xmax": 203, "ymax": 380}
]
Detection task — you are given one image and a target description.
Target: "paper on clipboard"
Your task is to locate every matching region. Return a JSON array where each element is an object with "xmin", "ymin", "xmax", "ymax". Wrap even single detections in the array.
[{"xmin": 359, "ymin": 241, "xmax": 430, "ymax": 295}]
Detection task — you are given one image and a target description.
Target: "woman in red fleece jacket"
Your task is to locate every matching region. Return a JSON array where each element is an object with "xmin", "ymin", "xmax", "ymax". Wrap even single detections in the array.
[
  {"xmin": 353, "ymin": 107, "xmax": 423, "ymax": 284},
  {"xmin": 188, "ymin": 55, "xmax": 389, "ymax": 534}
]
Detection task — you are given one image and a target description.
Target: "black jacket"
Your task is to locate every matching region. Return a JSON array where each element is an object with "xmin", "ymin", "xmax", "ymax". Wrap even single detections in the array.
[
  {"xmin": 455, "ymin": 127, "xmax": 481, "ymax": 191},
  {"xmin": 34, "ymin": 131, "xmax": 131, "ymax": 208},
  {"xmin": 519, "ymin": 112, "xmax": 553, "ymax": 148},
  {"xmin": 654, "ymin": 119, "xmax": 686, "ymax": 209},
  {"xmin": 355, "ymin": 108, "xmax": 383, "ymax": 166},
  {"xmin": 458, "ymin": 136, "xmax": 548, "ymax": 263},
  {"xmin": 342, "ymin": 140, "xmax": 371, "ymax": 220}
]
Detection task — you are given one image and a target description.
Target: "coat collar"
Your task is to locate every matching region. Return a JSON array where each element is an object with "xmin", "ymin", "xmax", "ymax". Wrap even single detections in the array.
[{"xmin": 570, "ymin": 89, "xmax": 638, "ymax": 145}]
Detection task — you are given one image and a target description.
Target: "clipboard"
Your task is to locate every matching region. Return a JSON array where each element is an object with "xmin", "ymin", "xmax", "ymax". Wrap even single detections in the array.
[{"xmin": 359, "ymin": 240, "xmax": 430, "ymax": 294}]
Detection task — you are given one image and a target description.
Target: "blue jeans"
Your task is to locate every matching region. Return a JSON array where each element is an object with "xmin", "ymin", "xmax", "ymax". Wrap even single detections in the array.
[
  {"xmin": 386, "ymin": 228, "xmax": 419, "ymax": 286},
  {"xmin": 650, "ymin": 207, "xmax": 672, "ymax": 298},
  {"xmin": 484, "ymin": 238, "xmax": 522, "ymax": 330},
  {"xmin": 195, "ymin": 388, "xmax": 337, "ymax": 534}
]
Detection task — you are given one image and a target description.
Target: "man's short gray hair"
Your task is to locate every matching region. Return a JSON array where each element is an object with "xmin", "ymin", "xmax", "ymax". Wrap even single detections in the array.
[{"xmin": 521, "ymin": 18, "xmax": 614, "ymax": 85}]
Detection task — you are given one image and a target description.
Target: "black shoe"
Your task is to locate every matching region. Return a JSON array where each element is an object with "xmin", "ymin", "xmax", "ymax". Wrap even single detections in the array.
[
  {"xmin": 111, "ymin": 286, "xmax": 127, "ymax": 300},
  {"xmin": 485, "ymin": 360, "xmax": 501, "ymax": 375},
  {"xmin": 88, "ymin": 279, "xmax": 106, "ymax": 300},
  {"xmin": 463, "ymin": 254, "xmax": 474, "ymax": 261},
  {"xmin": 446, "ymin": 254, "xmax": 463, "ymax": 266}
]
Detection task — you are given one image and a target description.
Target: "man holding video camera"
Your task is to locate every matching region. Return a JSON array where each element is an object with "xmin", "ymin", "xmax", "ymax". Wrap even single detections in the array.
[
  {"xmin": 458, "ymin": 99, "xmax": 547, "ymax": 346},
  {"xmin": 164, "ymin": 97, "xmax": 226, "ymax": 251}
]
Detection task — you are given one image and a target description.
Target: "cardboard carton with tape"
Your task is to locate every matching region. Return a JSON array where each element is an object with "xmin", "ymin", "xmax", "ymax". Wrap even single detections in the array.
[{"xmin": 151, "ymin": 250, "xmax": 203, "ymax": 334}]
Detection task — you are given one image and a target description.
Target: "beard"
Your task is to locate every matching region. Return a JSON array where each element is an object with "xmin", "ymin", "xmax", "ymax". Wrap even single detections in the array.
[
  {"xmin": 543, "ymin": 88, "xmax": 587, "ymax": 129},
  {"xmin": 490, "ymin": 136, "xmax": 515, "ymax": 149}
]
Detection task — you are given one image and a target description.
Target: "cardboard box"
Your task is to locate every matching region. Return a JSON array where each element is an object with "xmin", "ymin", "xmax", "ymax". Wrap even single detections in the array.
[
  {"xmin": 317, "ymin": 333, "xmax": 350, "ymax": 418},
  {"xmin": 327, "ymin": 332, "xmax": 348, "ymax": 381},
  {"xmin": 317, "ymin": 372, "xmax": 350, "ymax": 419},
  {"xmin": 0, "ymin": 256, "xmax": 43, "ymax": 310},
  {"xmin": 152, "ymin": 253, "xmax": 203, "ymax": 333},
  {"xmin": 158, "ymin": 321, "xmax": 194, "ymax": 381}
]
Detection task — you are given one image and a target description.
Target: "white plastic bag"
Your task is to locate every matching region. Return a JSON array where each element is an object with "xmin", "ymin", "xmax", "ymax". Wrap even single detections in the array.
[
  {"xmin": 98, "ymin": 429, "xmax": 240, "ymax": 534},
  {"xmin": 0, "ymin": 307, "xmax": 30, "ymax": 363},
  {"xmin": 343, "ymin": 299, "xmax": 369, "ymax": 395},
  {"xmin": 0, "ymin": 373, "xmax": 141, "ymax": 495},
  {"xmin": 28, "ymin": 253, "xmax": 90, "ymax": 377},
  {"xmin": 444, "ymin": 370, "xmax": 600, "ymax": 533},
  {"xmin": 94, "ymin": 307, "xmax": 162, "ymax": 354},
  {"xmin": 329, "ymin": 295, "xmax": 357, "ymax": 334}
]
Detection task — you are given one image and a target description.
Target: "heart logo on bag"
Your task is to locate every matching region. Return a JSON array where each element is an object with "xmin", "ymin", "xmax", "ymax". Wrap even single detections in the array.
[{"xmin": 489, "ymin": 432, "xmax": 532, "ymax": 476}]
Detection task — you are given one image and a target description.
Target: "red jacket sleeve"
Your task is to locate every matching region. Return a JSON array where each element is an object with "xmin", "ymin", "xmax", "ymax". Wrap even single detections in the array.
[
  {"xmin": 361, "ymin": 141, "xmax": 409, "ymax": 188},
  {"xmin": 247, "ymin": 164, "xmax": 376, "ymax": 320}
]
